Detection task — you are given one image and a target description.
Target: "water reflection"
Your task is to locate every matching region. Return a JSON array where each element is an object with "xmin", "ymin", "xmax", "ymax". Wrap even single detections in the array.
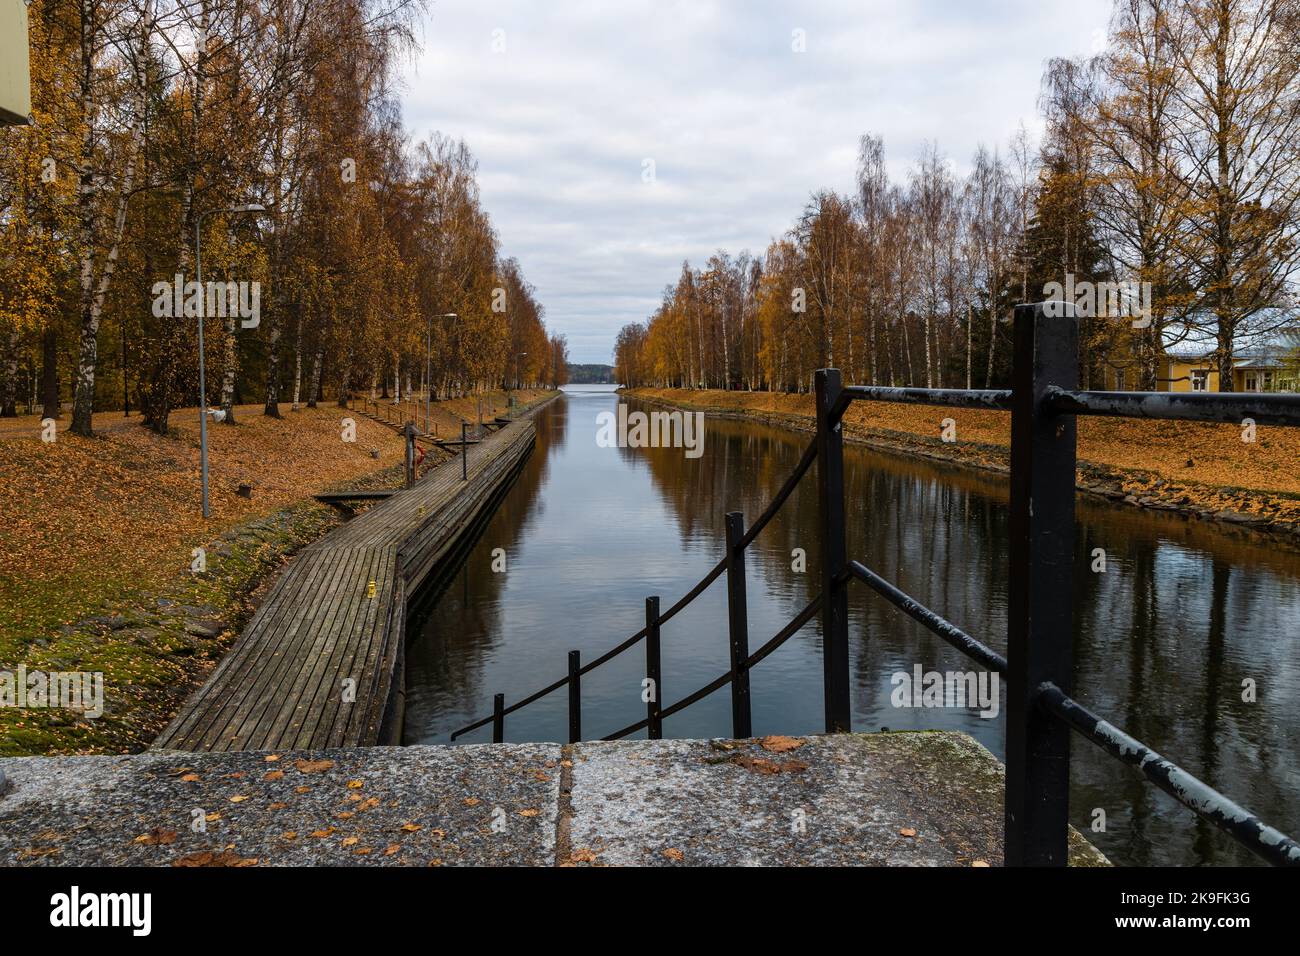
[{"xmin": 405, "ymin": 387, "xmax": 1300, "ymax": 865}]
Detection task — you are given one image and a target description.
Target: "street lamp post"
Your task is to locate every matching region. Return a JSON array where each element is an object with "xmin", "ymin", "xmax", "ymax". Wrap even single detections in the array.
[
  {"xmin": 515, "ymin": 351, "xmax": 528, "ymax": 391},
  {"xmin": 425, "ymin": 312, "xmax": 457, "ymax": 434},
  {"xmin": 195, "ymin": 202, "xmax": 267, "ymax": 519}
]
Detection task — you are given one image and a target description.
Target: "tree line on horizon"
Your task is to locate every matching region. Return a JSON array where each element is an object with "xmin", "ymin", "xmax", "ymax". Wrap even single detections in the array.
[
  {"xmin": 0, "ymin": 0, "xmax": 569, "ymax": 435},
  {"xmin": 615, "ymin": 0, "xmax": 1300, "ymax": 394}
]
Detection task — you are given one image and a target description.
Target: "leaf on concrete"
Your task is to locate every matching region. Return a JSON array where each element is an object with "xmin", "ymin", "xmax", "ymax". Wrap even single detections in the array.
[{"xmin": 172, "ymin": 850, "xmax": 257, "ymax": 867}]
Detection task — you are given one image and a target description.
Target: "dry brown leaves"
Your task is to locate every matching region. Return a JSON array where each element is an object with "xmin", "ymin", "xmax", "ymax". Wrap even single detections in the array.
[
  {"xmin": 732, "ymin": 754, "xmax": 810, "ymax": 775},
  {"xmin": 172, "ymin": 850, "xmax": 258, "ymax": 867}
]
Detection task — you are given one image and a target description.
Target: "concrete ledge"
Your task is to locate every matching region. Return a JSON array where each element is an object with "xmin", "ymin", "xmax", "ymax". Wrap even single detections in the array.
[
  {"xmin": 0, "ymin": 732, "xmax": 1107, "ymax": 866},
  {"xmin": 0, "ymin": 744, "xmax": 560, "ymax": 866},
  {"xmin": 566, "ymin": 732, "xmax": 1106, "ymax": 866}
]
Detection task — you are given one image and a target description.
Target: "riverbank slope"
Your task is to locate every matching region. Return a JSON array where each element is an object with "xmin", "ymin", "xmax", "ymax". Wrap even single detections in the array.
[{"xmin": 625, "ymin": 387, "xmax": 1300, "ymax": 542}]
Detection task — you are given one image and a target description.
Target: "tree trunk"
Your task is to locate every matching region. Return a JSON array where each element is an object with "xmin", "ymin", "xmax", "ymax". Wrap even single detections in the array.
[
  {"xmin": 1, "ymin": 324, "xmax": 18, "ymax": 417},
  {"xmin": 41, "ymin": 327, "xmax": 60, "ymax": 419},
  {"xmin": 306, "ymin": 346, "xmax": 323, "ymax": 408},
  {"xmin": 984, "ymin": 308, "xmax": 998, "ymax": 388},
  {"xmin": 219, "ymin": 313, "xmax": 238, "ymax": 424},
  {"xmin": 291, "ymin": 312, "xmax": 303, "ymax": 409},
  {"xmin": 264, "ymin": 311, "xmax": 282, "ymax": 417},
  {"xmin": 965, "ymin": 304, "xmax": 973, "ymax": 390},
  {"xmin": 337, "ymin": 350, "xmax": 353, "ymax": 408}
]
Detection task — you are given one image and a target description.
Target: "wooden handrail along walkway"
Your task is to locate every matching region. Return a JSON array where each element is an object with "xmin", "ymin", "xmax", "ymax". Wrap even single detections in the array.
[{"xmin": 154, "ymin": 409, "xmax": 544, "ymax": 752}]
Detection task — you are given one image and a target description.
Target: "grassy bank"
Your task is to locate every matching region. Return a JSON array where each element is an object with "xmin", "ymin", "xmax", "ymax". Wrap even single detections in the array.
[
  {"xmin": 0, "ymin": 389, "xmax": 556, "ymax": 755},
  {"xmin": 626, "ymin": 386, "xmax": 1300, "ymax": 540}
]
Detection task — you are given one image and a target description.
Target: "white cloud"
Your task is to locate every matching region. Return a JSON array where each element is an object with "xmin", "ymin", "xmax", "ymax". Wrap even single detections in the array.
[{"xmin": 398, "ymin": 0, "xmax": 1111, "ymax": 362}]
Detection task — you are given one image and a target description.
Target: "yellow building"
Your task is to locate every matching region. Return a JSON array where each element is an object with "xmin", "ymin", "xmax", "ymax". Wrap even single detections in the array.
[
  {"xmin": 1157, "ymin": 313, "xmax": 1300, "ymax": 393},
  {"xmin": 0, "ymin": 0, "xmax": 32, "ymax": 127}
]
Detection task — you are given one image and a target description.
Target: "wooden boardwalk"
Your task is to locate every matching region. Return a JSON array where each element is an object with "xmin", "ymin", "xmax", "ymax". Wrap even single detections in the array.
[{"xmin": 154, "ymin": 409, "xmax": 544, "ymax": 752}]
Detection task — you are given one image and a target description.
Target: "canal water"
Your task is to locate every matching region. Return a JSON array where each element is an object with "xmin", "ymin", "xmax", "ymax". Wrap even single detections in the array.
[{"xmin": 404, "ymin": 385, "xmax": 1300, "ymax": 866}]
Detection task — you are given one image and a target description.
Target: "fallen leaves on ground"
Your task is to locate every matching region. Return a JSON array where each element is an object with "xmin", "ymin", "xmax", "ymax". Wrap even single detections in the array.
[
  {"xmin": 731, "ymin": 754, "xmax": 810, "ymax": 775},
  {"xmin": 759, "ymin": 735, "xmax": 805, "ymax": 753},
  {"xmin": 17, "ymin": 847, "xmax": 60, "ymax": 860},
  {"xmin": 134, "ymin": 828, "xmax": 177, "ymax": 846},
  {"xmin": 172, "ymin": 850, "xmax": 257, "ymax": 867},
  {"xmin": 294, "ymin": 758, "xmax": 334, "ymax": 774}
]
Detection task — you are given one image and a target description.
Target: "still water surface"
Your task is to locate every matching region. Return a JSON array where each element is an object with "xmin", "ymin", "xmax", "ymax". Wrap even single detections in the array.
[{"xmin": 405, "ymin": 386, "xmax": 1300, "ymax": 865}]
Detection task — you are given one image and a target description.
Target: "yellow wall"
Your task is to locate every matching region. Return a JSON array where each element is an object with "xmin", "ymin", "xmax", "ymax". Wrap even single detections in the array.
[{"xmin": 1161, "ymin": 361, "xmax": 1220, "ymax": 392}]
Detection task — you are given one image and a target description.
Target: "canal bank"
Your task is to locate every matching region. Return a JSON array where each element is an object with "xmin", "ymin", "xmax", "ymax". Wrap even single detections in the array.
[
  {"xmin": 0, "ymin": 389, "xmax": 557, "ymax": 758},
  {"xmin": 624, "ymin": 387, "xmax": 1300, "ymax": 545},
  {"xmin": 0, "ymin": 732, "xmax": 1106, "ymax": 866}
]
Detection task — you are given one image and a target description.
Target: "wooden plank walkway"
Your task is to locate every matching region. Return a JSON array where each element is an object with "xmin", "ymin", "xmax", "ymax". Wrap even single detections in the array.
[{"xmin": 154, "ymin": 409, "xmax": 544, "ymax": 752}]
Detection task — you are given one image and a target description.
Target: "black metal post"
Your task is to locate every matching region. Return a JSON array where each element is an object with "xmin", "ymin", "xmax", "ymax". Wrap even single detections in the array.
[
  {"xmin": 403, "ymin": 423, "xmax": 416, "ymax": 487},
  {"xmin": 724, "ymin": 511, "xmax": 752, "ymax": 738},
  {"xmin": 814, "ymin": 368, "xmax": 851, "ymax": 733},
  {"xmin": 567, "ymin": 650, "xmax": 581, "ymax": 743},
  {"xmin": 1005, "ymin": 302, "xmax": 1079, "ymax": 866},
  {"xmin": 645, "ymin": 596, "xmax": 662, "ymax": 740},
  {"xmin": 492, "ymin": 693, "xmax": 505, "ymax": 744},
  {"xmin": 461, "ymin": 421, "xmax": 468, "ymax": 480}
]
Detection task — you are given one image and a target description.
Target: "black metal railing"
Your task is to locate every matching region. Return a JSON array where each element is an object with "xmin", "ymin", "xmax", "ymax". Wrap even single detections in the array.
[{"xmin": 450, "ymin": 301, "xmax": 1300, "ymax": 868}]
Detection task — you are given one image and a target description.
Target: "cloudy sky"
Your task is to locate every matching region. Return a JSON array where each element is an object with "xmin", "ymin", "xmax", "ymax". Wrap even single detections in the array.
[{"xmin": 397, "ymin": 0, "xmax": 1111, "ymax": 364}]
